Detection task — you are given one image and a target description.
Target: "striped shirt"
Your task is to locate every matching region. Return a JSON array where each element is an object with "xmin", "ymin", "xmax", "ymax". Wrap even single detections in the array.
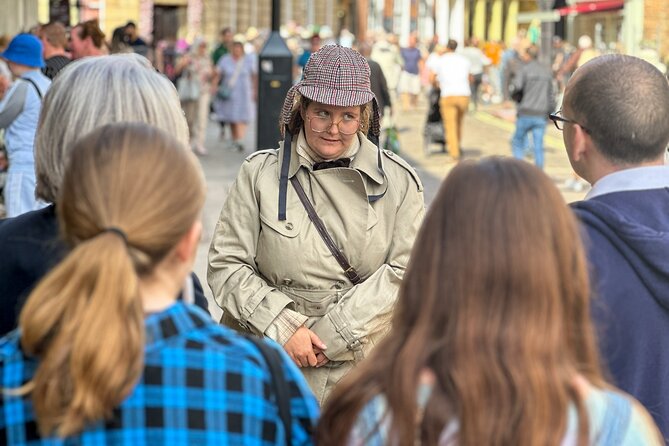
[
  {"xmin": 0, "ymin": 302, "xmax": 319, "ymax": 445},
  {"xmin": 41, "ymin": 56, "xmax": 71, "ymax": 80}
]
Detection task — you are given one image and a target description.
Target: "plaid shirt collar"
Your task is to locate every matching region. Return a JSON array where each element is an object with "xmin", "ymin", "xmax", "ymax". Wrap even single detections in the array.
[
  {"xmin": 144, "ymin": 301, "xmax": 209, "ymax": 349},
  {"xmin": 279, "ymin": 130, "xmax": 385, "ymax": 185}
]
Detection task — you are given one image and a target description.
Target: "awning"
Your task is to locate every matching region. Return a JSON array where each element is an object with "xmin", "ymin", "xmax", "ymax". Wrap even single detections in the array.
[{"xmin": 557, "ymin": 0, "xmax": 625, "ymax": 16}]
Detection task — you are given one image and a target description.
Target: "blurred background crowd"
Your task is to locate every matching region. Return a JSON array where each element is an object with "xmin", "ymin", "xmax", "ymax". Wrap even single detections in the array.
[{"xmin": 1, "ymin": 0, "xmax": 668, "ymax": 214}]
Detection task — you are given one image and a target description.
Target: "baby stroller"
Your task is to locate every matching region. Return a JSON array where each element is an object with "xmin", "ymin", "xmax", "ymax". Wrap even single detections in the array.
[{"xmin": 423, "ymin": 87, "xmax": 447, "ymax": 155}]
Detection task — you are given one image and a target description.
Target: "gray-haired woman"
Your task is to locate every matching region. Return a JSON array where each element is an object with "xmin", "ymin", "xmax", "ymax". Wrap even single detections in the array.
[
  {"xmin": 208, "ymin": 45, "xmax": 425, "ymax": 404},
  {"xmin": 0, "ymin": 54, "xmax": 208, "ymax": 336}
]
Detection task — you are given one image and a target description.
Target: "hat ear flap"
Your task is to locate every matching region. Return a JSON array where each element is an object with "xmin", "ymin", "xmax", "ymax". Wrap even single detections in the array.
[
  {"xmin": 366, "ymin": 97, "xmax": 381, "ymax": 147},
  {"xmin": 281, "ymin": 86, "xmax": 298, "ymax": 130}
]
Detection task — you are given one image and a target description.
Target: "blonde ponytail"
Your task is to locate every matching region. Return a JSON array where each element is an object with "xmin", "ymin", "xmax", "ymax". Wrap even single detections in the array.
[
  {"xmin": 17, "ymin": 123, "xmax": 205, "ymax": 438},
  {"xmin": 20, "ymin": 233, "xmax": 143, "ymax": 437}
]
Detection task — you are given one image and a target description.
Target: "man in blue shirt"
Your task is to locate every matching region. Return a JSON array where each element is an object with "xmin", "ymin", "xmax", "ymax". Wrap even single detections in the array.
[{"xmin": 553, "ymin": 54, "xmax": 669, "ymax": 439}]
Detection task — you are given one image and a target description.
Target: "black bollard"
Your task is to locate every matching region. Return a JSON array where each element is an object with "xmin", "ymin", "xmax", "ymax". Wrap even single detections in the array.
[{"xmin": 256, "ymin": 0, "xmax": 293, "ymax": 150}]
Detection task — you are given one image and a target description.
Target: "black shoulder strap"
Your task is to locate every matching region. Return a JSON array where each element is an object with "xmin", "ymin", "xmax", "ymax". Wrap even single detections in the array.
[
  {"xmin": 245, "ymin": 335, "xmax": 293, "ymax": 445},
  {"xmin": 290, "ymin": 176, "xmax": 362, "ymax": 285},
  {"xmin": 21, "ymin": 78, "xmax": 43, "ymax": 100}
]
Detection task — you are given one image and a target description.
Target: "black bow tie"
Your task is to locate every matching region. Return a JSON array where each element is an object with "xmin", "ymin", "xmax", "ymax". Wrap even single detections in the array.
[{"xmin": 312, "ymin": 158, "xmax": 351, "ymax": 171}]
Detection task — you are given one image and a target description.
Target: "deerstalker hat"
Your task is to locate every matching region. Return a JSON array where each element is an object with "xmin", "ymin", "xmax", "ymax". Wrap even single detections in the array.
[
  {"xmin": 280, "ymin": 44, "xmax": 380, "ymax": 138},
  {"xmin": 0, "ymin": 34, "xmax": 45, "ymax": 68}
]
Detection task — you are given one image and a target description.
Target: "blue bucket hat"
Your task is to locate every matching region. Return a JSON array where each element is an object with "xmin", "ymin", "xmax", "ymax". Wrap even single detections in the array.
[{"xmin": 0, "ymin": 34, "xmax": 45, "ymax": 68}]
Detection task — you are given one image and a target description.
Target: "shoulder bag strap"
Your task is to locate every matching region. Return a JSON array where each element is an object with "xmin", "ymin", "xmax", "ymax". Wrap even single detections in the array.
[
  {"xmin": 289, "ymin": 176, "xmax": 362, "ymax": 285},
  {"xmin": 21, "ymin": 77, "xmax": 43, "ymax": 100},
  {"xmin": 227, "ymin": 58, "xmax": 245, "ymax": 89},
  {"xmin": 244, "ymin": 335, "xmax": 293, "ymax": 445}
]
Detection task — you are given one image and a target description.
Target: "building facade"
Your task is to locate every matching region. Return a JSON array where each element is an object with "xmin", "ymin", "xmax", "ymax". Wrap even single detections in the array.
[{"xmin": 2, "ymin": 1, "xmax": 667, "ymax": 64}]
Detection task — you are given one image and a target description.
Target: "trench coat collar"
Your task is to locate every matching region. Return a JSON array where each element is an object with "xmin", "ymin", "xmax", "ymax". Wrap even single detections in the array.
[{"xmin": 278, "ymin": 130, "xmax": 385, "ymax": 185}]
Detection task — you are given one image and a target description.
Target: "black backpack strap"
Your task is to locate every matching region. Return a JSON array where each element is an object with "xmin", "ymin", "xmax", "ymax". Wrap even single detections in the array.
[
  {"xmin": 245, "ymin": 335, "xmax": 293, "ymax": 445},
  {"xmin": 21, "ymin": 78, "xmax": 43, "ymax": 100}
]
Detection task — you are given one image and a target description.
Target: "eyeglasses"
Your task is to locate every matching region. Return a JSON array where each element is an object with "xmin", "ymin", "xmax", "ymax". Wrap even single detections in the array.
[
  {"xmin": 306, "ymin": 113, "xmax": 360, "ymax": 135},
  {"xmin": 548, "ymin": 109, "xmax": 589, "ymax": 133}
]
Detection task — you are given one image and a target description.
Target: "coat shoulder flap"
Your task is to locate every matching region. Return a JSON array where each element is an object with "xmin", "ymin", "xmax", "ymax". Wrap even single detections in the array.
[
  {"xmin": 244, "ymin": 148, "xmax": 279, "ymax": 164},
  {"xmin": 381, "ymin": 149, "xmax": 423, "ymax": 192}
]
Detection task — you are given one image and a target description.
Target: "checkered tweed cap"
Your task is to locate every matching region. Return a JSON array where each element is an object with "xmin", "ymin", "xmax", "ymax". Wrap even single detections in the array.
[{"xmin": 281, "ymin": 44, "xmax": 380, "ymax": 137}]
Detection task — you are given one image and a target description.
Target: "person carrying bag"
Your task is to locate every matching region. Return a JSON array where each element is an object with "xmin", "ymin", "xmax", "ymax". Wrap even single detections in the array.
[{"xmin": 216, "ymin": 57, "xmax": 243, "ymax": 101}]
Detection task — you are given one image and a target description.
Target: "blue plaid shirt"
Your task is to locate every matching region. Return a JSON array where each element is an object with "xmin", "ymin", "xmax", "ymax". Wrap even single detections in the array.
[{"xmin": 0, "ymin": 302, "xmax": 319, "ymax": 445}]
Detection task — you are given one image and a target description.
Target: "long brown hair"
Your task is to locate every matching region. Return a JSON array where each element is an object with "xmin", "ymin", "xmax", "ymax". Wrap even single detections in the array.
[
  {"xmin": 17, "ymin": 123, "xmax": 205, "ymax": 437},
  {"xmin": 318, "ymin": 158, "xmax": 604, "ymax": 445}
]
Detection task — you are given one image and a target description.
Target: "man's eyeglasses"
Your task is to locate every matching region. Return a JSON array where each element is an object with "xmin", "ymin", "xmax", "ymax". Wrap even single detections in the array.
[
  {"xmin": 548, "ymin": 110, "xmax": 589, "ymax": 133},
  {"xmin": 306, "ymin": 114, "xmax": 360, "ymax": 135}
]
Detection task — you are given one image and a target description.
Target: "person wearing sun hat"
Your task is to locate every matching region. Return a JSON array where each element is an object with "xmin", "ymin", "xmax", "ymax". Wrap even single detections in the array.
[
  {"xmin": 208, "ymin": 44, "xmax": 425, "ymax": 404},
  {"xmin": 0, "ymin": 33, "xmax": 51, "ymax": 217}
]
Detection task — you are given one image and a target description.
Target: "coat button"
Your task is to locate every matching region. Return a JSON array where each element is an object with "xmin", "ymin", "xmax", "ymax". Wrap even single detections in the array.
[
  {"xmin": 282, "ymin": 278, "xmax": 292, "ymax": 286},
  {"xmin": 285, "ymin": 222, "xmax": 294, "ymax": 230},
  {"xmin": 334, "ymin": 281, "xmax": 344, "ymax": 290}
]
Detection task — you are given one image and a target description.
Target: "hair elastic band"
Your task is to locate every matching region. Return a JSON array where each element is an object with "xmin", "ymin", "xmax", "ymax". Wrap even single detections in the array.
[{"xmin": 104, "ymin": 227, "xmax": 128, "ymax": 244}]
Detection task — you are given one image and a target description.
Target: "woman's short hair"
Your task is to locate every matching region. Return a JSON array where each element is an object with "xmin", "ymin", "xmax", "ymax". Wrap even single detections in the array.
[
  {"xmin": 34, "ymin": 53, "xmax": 189, "ymax": 203},
  {"xmin": 39, "ymin": 22, "xmax": 68, "ymax": 49}
]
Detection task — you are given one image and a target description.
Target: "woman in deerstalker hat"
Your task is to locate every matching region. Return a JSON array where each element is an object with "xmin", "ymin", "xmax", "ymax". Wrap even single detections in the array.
[{"xmin": 208, "ymin": 45, "xmax": 425, "ymax": 404}]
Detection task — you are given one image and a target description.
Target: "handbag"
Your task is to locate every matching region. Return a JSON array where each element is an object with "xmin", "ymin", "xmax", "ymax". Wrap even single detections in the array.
[
  {"xmin": 216, "ymin": 84, "xmax": 231, "ymax": 100},
  {"xmin": 177, "ymin": 72, "xmax": 200, "ymax": 101}
]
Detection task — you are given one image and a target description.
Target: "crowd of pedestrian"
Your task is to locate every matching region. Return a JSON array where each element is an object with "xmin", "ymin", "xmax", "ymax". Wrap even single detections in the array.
[{"xmin": 0, "ymin": 18, "xmax": 668, "ymax": 446}]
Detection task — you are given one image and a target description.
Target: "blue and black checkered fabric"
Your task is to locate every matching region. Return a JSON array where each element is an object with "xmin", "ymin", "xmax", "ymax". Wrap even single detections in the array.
[{"xmin": 0, "ymin": 302, "xmax": 319, "ymax": 445}]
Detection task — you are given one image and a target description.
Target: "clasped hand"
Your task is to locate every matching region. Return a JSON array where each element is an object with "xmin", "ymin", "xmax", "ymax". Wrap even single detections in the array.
[{"xmin": 283, "ymin": 326, "xmax": 329, "ymax": 368}]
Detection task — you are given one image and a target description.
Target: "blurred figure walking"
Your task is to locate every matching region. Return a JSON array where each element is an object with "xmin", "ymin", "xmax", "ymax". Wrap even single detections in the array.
[
  {"xmin": 511, "ymin": 45, "xmax": 554, "ymax": 170},
  {"xmin": 212, "ymin": 39, "xmax": 257, "ymax": 152},
  {"xmin": 371, "ymin": 33, "xmax": 403, "ymax": 96},
  {"xmin": 461, "ymin": 37, "xmax": 491, "ymax": 111},
  {"xmin": 176, "ymin": 39, "xmax": 214, "ymax": 155},
  {"xmin": 398, "ymin": 33, "xmax": 423, "ymax": 111},
  {"xmin": 428, "ymin": 39, "xmax": 471, "ymax": 161},
  {"xmin": 0, "ymin": 34, "xmax": 50, "ymax": 217}
]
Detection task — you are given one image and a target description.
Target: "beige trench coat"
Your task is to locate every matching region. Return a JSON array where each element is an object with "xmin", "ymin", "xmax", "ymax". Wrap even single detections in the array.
[{"xmin": 208, "ymin": 133, "xmax": 424, "ymax": 404}]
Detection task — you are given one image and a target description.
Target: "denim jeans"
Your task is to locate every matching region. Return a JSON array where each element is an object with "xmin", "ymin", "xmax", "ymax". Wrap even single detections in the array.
[{"xmin": 511, "ymin": 115, "xmax": 547, "ymax": 169}]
